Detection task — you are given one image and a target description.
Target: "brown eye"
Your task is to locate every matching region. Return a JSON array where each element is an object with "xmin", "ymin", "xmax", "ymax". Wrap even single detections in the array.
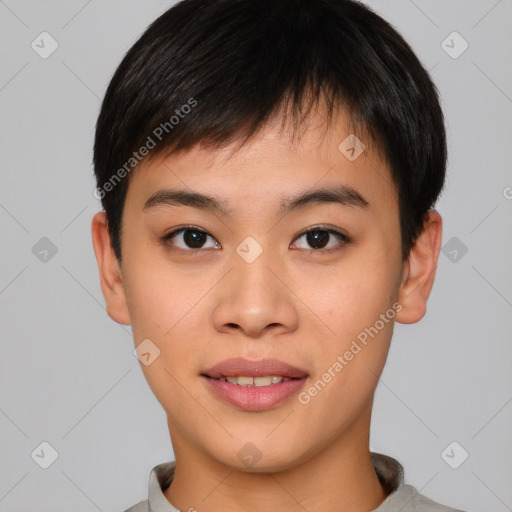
[
  {"xmin": 305, "ymin": 229, "xmax": 330, "ymax": 249},
  {"xmin": 291, "ymin": 227, "xmax": 350, "ymax": 252},
  {"xmin": 181, "ymin": 229, "xmax": 208, "ymax": 248},
  {"xmin": 162, "ymin": 227, "xmax": 220, "ymax": 251}
]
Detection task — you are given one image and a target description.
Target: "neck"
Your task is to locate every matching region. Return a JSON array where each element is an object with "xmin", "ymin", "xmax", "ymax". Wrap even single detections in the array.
[{"xmin": 164, "ymin": 409, "xmax": 387, "ymax": 512}]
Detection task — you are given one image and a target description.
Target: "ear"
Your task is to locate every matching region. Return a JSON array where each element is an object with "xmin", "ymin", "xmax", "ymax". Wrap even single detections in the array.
[
  {"xmin": 91, "ymin": 211, "xmax": 131, "ymax": 325},
  {"xmin": 395, "ymin": 210, "xmax": 443, "ymax": 324}
]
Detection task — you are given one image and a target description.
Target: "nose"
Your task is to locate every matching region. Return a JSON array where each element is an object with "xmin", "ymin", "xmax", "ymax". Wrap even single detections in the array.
[{"xmin": 211, "ymin": 246, "xmax": 299, "ymax": 338}]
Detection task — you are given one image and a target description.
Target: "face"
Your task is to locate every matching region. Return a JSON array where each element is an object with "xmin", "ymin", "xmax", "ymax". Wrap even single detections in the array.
[{"xmin": 93, "ymin": 109, "xmax": 438, "ymax": 473}]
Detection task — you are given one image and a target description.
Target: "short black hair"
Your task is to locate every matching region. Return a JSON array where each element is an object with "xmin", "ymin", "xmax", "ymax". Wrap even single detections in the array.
[{"xmin": 93, "ymin": 0, "xmax": 446, "ymax": 262}]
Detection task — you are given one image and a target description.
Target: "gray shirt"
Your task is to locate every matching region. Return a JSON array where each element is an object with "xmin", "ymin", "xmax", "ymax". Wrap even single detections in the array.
[{"xmin": 124, "ymin": 452, "xmax": 465, "ymax": 512}]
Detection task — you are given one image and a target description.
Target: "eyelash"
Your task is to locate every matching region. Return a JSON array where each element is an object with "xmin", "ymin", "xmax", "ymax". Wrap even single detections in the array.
[{"xmin": 160, "ymin": 224, "xmax": 351, "ymax": 255}]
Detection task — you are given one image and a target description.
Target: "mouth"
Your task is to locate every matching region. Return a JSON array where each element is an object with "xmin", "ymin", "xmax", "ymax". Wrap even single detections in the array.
[
  {"xmin": 202, "ymin": 357, "xmax": 308, "ymax": 380},
  {"xmin": 208, "ymin": 375, "xmax": 298, "ymax": 387},
  {"xmin": 201, "ymin": 358, "xmax": 308, "ymax": 411}
]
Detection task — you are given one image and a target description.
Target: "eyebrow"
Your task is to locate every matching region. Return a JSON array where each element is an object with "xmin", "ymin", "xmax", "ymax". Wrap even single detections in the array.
[{"xmin": 143, "ymin": 184, "xmax": 369, "ymax": 217}]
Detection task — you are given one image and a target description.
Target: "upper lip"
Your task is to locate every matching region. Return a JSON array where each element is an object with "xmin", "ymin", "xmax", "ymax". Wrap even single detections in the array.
[{"xmin": 203, "ymin": 358, "xmax": 308, "ymax": 379}]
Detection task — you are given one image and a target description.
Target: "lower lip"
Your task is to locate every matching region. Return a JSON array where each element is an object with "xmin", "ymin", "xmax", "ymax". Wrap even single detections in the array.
[{"xmin": 203, "ymin": 376, "xmax": 308, "ymax": 411}]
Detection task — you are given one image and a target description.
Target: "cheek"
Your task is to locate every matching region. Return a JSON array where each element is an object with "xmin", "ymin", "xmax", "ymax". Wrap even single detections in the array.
[
  {"xmin": 308, "ymin": 253, "xmax": 401, "ymax": 339},
  {"xmin": 123, "ymin": 256, "xmax": 216, "ymax": 403},
  {"xmin": 123, "ymin": 250, "xmax": 200, "ymax": 338},
  {"xmin": 298, "ymin": 292, "xmax": 397, "ymax": 434},
  {"xmin": 123, "ymin": 265, "xmax": 206, "ymax": 414},
  {"xmin": 298, "ymin": 238, "xmax": 401, "ymax": 405}
]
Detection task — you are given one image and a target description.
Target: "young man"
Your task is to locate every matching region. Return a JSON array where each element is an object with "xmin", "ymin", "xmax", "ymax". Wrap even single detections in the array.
[{"xmin": 91, "ymin": 0, "xmax": 464, "ymax": 510}]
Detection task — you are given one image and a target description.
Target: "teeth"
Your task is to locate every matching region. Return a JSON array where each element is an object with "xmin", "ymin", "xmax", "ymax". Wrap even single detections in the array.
[
  {"xmin": 237, "ymin": 376, "xmax": 255, "ymax": 386},
  {"xmin": 217, "ymin": 376, "xmax": 292, "ymax": 387}
]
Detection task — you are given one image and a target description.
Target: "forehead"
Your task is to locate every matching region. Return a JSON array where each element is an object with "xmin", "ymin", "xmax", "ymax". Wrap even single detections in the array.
[{"xmin": 125, "ymin": 109, "xmax": 397, "ymax": 218}]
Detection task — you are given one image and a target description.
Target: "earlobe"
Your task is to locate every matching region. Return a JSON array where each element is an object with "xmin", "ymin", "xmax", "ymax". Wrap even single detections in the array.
[
  {"xmin": 395, "ymin": 210, "xmax": 443, "ymax": 324},
  {"xmin": 91, "ymin": 211, "xmax": 131, "ymax": 325}
]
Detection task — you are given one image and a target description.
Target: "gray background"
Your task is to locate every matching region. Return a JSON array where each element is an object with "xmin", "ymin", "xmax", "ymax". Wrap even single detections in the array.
[{"xmin": 0, "ymin": 1, "xmax": 511, "ymax": 511}]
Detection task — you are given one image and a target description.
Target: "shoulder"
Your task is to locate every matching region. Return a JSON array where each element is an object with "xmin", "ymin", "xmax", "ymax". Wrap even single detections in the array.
[
  {"xmin": 120, "ymin": 461, "xmax": 176, "ymax": 512},
  {"xmin": 122, "ymin": 499, "xmax": 149, "ymax": 512},
  {"xmin": 386, "ymin": 484, "xmax": 467, "ymax": 512}
]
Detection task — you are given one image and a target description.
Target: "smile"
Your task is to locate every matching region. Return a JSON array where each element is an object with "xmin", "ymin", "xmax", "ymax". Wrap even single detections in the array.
[{"xmin": 212, "ymin": 375, "xmax": 294, "ymax": 386}]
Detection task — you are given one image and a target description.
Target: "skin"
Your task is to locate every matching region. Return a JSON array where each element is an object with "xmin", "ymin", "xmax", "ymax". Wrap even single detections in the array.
[{"xmin": 92, "ymin": 108, "xmax": 442, "ymax": 512}]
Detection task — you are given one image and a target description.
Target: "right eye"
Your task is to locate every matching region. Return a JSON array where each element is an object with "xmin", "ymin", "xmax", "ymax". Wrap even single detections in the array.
[{"xmin": 161, "ymin": 226, "xmax": 221, "ymax": 252}]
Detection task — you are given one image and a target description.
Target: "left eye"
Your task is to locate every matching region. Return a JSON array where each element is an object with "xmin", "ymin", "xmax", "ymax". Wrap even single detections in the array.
[{"xmin": 291, "ymin": 227, "xmax": 349, "ymax": 252}]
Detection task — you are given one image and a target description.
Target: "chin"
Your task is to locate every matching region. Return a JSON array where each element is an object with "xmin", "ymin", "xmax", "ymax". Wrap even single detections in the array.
[{"xmin": 217, "ymin": 443, "xmax": 308, "ymax": 474}]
